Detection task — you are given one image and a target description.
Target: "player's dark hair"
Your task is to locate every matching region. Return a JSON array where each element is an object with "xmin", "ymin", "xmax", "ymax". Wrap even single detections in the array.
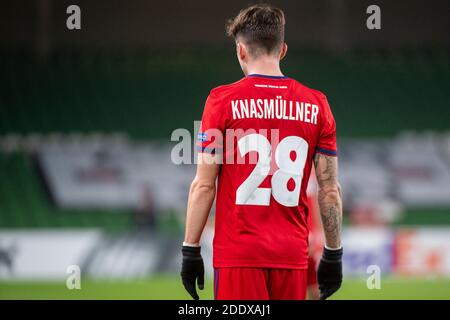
[{"xmin": 226, "ymin": 3, "xmax": 285, "ymax": 57}]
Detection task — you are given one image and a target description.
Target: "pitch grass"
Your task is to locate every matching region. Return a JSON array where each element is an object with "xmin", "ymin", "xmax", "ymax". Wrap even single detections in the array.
[{"xmin": 0, "ymin": 276, "xmax": 449, "ymax": 300}]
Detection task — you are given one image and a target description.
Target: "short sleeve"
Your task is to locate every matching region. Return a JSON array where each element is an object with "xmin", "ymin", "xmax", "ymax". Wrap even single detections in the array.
[
  {"xmin": 196, "ymin": 91, "xmax": 225, "ymax": 154},
  {"xmin": 316, "ymin": 95, "xmax": 338, "ymax": 156}
]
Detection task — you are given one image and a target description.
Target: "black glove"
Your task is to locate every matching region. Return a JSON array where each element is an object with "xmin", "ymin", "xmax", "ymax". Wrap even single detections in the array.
[
  {"xmin": 181, "ymin": 245, "xmax": 204, "ymax": 300},
  {"xmin": 317, "ymin": 246, "xmax": 343, "ymax": 300}
]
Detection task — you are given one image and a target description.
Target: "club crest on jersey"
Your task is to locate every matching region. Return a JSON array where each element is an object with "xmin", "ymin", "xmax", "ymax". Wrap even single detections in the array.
[{"xmin": 197, "ymin": 132, "xmax": 208, "ymax": 142}]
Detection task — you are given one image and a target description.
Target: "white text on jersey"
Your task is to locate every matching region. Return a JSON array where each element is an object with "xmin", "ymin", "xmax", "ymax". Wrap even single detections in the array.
[{"xmin": 231, "ymin": 97, "xmax": 319, "ymax": 125}]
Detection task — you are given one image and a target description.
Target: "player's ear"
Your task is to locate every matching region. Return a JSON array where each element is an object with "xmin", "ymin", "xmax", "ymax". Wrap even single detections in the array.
[
  {"xmin": 237, "ymin": 42, "xmax": 246, "ymax": 61},
  {"xmin": 279, "ymin": 42, "xmax": 288, "ymax": 60}
]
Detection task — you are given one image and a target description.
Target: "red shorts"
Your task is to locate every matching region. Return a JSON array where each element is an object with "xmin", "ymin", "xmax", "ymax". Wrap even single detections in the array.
[{"xmin": 214, "ymin": 268, "xmax": 307, "ymax": 300}]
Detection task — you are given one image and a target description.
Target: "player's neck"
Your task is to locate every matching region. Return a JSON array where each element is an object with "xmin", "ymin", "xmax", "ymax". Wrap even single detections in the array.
[{"xmin": 244, "ymin": 58, "xmax": 284, "ymax": 77}]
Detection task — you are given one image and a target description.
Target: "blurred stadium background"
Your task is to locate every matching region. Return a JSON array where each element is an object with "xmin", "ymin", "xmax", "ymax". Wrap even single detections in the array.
[{"xmin": 0, "ymin": 0, "xmax": 449, "ymax": 299}]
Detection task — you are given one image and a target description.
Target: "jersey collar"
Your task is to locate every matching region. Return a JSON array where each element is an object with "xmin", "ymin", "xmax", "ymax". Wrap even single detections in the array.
[{"xmin": 247, "ymin": 74, "xmax": 289, "ymax": 79}]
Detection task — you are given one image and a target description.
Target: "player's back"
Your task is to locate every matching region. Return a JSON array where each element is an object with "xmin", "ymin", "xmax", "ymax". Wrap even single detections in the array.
[{"xmin": 197, "ymin": 74, "xmax": 337, "ymax": 269}]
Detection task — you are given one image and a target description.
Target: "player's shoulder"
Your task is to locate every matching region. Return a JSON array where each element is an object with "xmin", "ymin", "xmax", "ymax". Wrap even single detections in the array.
[
  {"xmin": 209, "ymin": 77, "xmax": 248, "ymax": 98},
  {"xmin": 290, "ymin": 78, "xmax": 328, "ymax": 102}
]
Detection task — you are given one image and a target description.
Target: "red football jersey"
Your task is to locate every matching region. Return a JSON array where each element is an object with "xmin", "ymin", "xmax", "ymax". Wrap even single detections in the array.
[{"xmin": 197, "ymin": 74, "xmax": 337, "ymax": 269}]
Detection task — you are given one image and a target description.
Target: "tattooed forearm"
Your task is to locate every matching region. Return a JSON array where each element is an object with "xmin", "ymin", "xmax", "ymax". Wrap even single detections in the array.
[
  {"xmin": 318, "ymin": 199, "xmax": 342, "ymax": 247},
  {"xmin": 314, "ymin": 153, "xmax": 342, "ymax": 249}
]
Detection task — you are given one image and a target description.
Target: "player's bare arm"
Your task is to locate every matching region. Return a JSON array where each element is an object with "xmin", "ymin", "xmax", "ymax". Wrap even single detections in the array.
[
  {"xmin": 184, "ymin": 153, "xmax": 220, "ymax": 245},
  {"xmin": 314, "ymin": 152, "xmax": 343, "ymax": 300},
  {"xmin": 181, "ymin": 153, "xmax": 219, "ymax": 300},
  {"xmin": 313, "ymin": 153, "xmax": 342, "ymax": 249}
]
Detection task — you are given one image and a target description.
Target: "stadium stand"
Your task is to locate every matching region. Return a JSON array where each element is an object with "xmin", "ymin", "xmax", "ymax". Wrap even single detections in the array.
[
  {"xmin": 0, "ymin": 51, "xmax": 449, "ymax": 138},
  {"xmin": 0, "ymin": 152, "xmax": 133, "ymax": 229}
]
